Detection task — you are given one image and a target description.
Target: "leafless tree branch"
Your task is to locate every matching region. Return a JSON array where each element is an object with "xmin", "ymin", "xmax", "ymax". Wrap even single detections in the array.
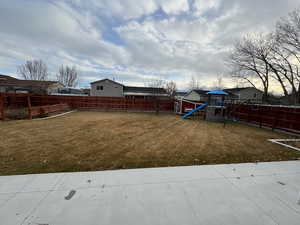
[
  {"xmin": 56, "ymin": 65, "xmax": 79, "ymax": 87},
  {"xmin": 17, "ymin": 59, "xmax": 48, "ymax": 81}
]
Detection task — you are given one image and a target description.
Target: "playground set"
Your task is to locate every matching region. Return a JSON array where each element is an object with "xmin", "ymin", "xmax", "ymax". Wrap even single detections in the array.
[
  {"xmin": 175, "ymin": 89, "xmax": 300, "ymax": 133},
  {"xmin": 176, "ymin": 88, "xmax": 230, "ymax": 123}
]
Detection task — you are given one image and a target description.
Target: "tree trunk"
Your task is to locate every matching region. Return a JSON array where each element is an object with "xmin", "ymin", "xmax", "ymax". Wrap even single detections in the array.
[{"xmin": 262, "ymin": 87, "xmax": 269, "ymax": 104}]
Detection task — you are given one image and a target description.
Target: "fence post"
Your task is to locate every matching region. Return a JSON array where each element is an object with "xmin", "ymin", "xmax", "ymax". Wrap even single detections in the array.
[
  {"xmin": 259, "ymin": 106, "xmax": 262, "ymax": 128},
  {"xmin": 272, "ymin": 116, "xmax": 277, "ymax": 131},
  {"xmin": 0, "ymin": 94, "xmax": 5, "ymax": 120},
  {"xmin": 156, "ymin": 98, "xmax": 160, "ymax": 115},
  {"xmin": 27, "ymin": 95, "xmax": 32, "ymax": 120}
]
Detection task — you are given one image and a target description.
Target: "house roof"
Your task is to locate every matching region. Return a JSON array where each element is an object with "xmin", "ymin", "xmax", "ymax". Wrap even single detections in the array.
[
  {"xmin": 0, "ymin": 74, "xmax": 18, "ymax": 80},
  {"xmin": 224, "ymin": 87, "xmax": 257, "ymax": 93},
  {"xmin": 192, "ymin": 89, "xmax": 209, "ymax": 95},
  {"xmin": 90, "ymin": 78, "xmax": 124, "ymax": 86},
  {"xmin": 0, "ymin": 79, "xmax": 60, "ymax": 86},
  {"xmin": 0, "ymin": 74, "xmax": 61, "ymax": 87},
  {"xmin": 175, "ymin": 91, "xmax": 188, "ymax": 96},
  {"xmin": 123, "ymin": 86, "xmax": 168, "ymax": 96}
]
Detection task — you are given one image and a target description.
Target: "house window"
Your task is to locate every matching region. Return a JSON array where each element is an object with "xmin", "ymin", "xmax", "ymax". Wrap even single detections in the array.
[
  {"xmin": 253, "ymin": 93, "xmax": 257, "ymax": 98},
  {"xmin": 97, "ymin": 86, "xmax": 103, "ymax": 91}
]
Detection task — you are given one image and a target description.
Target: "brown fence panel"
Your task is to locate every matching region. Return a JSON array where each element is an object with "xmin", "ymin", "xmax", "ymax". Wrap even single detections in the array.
[
  {"xmin": 227, "ymin": 104, "xmax": 300, "ymax": 132},
  {"xmin": 0, "ymin": 94, "xmax": 5, "ymax": 120},
  {"xmin": 1, "ymin": 94, "xmax": 174, "ymax": 114}
]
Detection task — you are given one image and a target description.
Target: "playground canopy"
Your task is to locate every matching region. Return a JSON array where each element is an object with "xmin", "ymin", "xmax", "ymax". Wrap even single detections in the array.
[{"xmin": 207, "ymin": 89, "xmax": 229, "ymax": 96}]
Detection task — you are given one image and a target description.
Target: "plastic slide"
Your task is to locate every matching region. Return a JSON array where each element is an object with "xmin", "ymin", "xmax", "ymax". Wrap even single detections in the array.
[{"xmin": 181, "ymin": 104, "xmax": 208, "ymax": 119}]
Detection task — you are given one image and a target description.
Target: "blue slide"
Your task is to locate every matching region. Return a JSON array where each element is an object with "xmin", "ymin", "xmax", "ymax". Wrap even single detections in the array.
[{"xmin": 181, "ymin": 104, "xmax": 208, "ymax": 119}]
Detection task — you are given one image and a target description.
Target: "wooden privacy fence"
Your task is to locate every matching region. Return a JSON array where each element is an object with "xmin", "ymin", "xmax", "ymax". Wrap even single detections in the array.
[
  {"xmin": 0, "ymin": 93, "xmax": 174, "ymax": 120},
  {"xmin": 227, "ymin": 104, "xmax": 300, "ymax": 132},
  {"xmin": 2, "ymin": 93, "xmax": 299, "ymax": 133}
]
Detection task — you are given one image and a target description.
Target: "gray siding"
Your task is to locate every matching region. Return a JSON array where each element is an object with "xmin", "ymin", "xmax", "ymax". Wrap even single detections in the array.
[
  {"xmin": 237, "ymin": 88, "xmax": 263, "ymax": 101},
  {"xmin": 184, "ymin": 91, "xmax": 200, "ymax": 101},
  {"xmin": 91, "ymin": 80, "xmax": 123, "ymax": 97},
  {"xmin": 184, "ymin": 91, "xmax": 208, "ymax": 102}
]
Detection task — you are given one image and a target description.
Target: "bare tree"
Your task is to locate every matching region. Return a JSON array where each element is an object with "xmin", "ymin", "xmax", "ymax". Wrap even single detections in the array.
[
  {"xmin": 213, "ymin": 74, "xmax": 225, "ymax": 89},
  {"xmin": 264, "ymin": 35, "xmax": 297, "ymax": 104},
  {"xmin": 276, "ymin": 9, "xmax": 300, "ymax": 53},
  {"xmin": 146, "ymin": 79, "xmax": 165, "ymax": 88},
  {"xmin": 165, "ymin": 81, "xmax": 177, "ymax": 99},
  {"xmin": 57, "ymin": 65, "xmax": 78, "ymax": 87},
  {"xmin": 188, "ymin": 76, "xmax": 200, "ymax": 90},
  {"xmin": 275, "ymin": 9, "xmax": 300, "ymax": 104},
  {"xmin": 17, "ymin": 59, "xmax": 48, "ymax": 80},
  {"xmin": 227, "ymin": 34, "xmax": 272, "ymax": 102}
]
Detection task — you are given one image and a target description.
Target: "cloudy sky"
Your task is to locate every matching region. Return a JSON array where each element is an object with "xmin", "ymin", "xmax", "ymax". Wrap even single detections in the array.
[{"xmin": 0, "ymin": 0, "xmax": 299, "ymax": 91}]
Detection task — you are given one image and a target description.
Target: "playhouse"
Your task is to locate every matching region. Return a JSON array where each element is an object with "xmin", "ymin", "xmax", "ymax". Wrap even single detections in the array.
[{"xmin": 205, "ymin": 89, "xmax": 229, "ymax": 122}]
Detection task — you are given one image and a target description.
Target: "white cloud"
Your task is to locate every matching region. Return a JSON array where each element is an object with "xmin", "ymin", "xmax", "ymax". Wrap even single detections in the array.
[
  {"xmin": 0, "ymin": 0, "xmax": 130, "ymax": 69},
  {"xmin": 0, "ymin": 0, "xmax": 300, "ymax": 92},
  {"xmin": 76, "ymin": 0, "xmax": 158, "ymax": 20},
  {"xmin": 193, "ymin": 0, "xmax": 221, "ymax": 15},
  {"xmin": 160, "ymin": 0, "xmax": 189, "ymax": 15}
]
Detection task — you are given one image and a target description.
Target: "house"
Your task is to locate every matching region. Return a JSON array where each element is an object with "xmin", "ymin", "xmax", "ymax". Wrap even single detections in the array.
[
  {"xmin": 91, "ymin": 79, "xmax": 124, "ymax": 97},
  {"xmin": 0, "ymin": 74, "xmax": 63, "ymax": 94},
  {"xmin": 174, "ymin": 91, "xmax": 188, "ymax": 100},
  {"xmin": 90, "ymin": 79, "xmax": 169, "ymax": 99},
  {"xmin": 224, "ymin": 87, "xmax": 264, "ymax": 103},
  {"xmin": 183, "ymin": 89, "xmax": 209, "ymax": 103}
]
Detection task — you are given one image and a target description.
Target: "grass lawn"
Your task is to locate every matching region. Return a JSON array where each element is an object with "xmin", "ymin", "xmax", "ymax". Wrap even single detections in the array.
[{"xmin": 0, "ymin": 111, "xmax": 299, "ymax": 175}]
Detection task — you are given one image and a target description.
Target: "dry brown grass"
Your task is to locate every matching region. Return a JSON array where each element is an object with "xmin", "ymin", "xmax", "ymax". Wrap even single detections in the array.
[{"xmin": 0, "ymin": 111, "xmax": 299, "ymax": 175}]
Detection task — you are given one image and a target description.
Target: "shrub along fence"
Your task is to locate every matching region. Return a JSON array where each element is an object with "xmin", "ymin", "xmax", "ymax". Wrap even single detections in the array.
[
  {"xmin": 0, "ymin": 93, "xmax": 174, "ymax": 120},
  {"xmin": 227, "ymin": 104, "xmax": 300, "ymax": 133}
]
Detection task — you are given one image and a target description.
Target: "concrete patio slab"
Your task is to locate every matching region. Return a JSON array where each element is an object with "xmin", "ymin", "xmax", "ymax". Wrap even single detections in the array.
[{"xmin": 0, "ymin": 161, "xmax": 300, "ymax": 225}]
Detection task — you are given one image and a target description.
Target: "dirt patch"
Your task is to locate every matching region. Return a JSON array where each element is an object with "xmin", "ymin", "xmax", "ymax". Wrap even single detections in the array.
[{"xmin": 0, "ymin": 111, "xmax": 299, "ymax": 175}]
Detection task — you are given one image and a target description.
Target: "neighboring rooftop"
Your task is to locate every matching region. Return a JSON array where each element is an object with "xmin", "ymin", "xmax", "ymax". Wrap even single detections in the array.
[
  {"xmin": 123, "ymin": 86, "xmax": 167, "ymax": 96},
  {"xmin": 175, "ymin": 91, "xmax": 188, "ymax": 96},
  {"xmin": 192, "ymin": 89, "xmax": 209, "ymax": 95},
  {"xmin": 224, "ymin": 87, "xmax": 259, "ymax": 92},
  {"xmin": 90, "ymin": 78, "xmax": 124, "ymax": 86},
  {"xmin": 0, "ymin": 74, "xmax": 18, "ymax": 80},
  {"xmin": 0, "ymin": 79, "xmax": 60, "ymax": 86},
  {"xmin": 0, "ymin": 74, "xmax": 60, "ymax": 87}
]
